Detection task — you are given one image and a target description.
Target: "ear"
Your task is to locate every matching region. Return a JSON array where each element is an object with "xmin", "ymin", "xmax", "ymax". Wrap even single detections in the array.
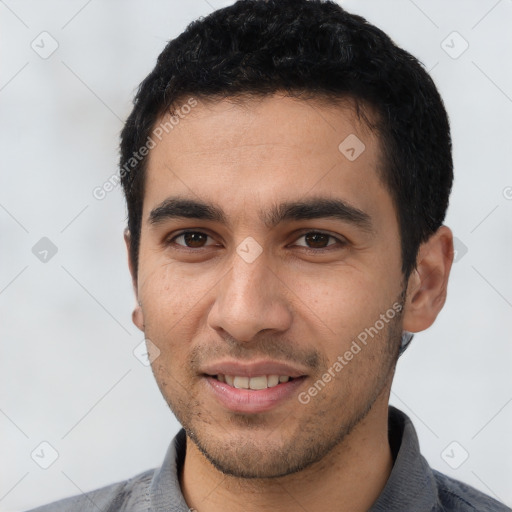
[
  {"xmin": 402, "ymin": 225, "xmax": 454, "ymax": 333},
  {"xmin": 124, "ymin": 228, "xmax": 144, "ymax": 332}
]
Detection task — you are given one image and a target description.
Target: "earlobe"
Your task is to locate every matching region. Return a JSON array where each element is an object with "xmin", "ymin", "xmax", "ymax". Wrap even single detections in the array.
[
  {"xmin": 132, "ymin": 302, "xmax": 145, "ymax": 331},
  {"xmin": 402, "ymin": 225, "xmax": 454, "ymax": 333}
]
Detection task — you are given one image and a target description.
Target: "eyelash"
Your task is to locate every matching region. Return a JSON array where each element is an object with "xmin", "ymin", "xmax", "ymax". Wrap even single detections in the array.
[{"xmin": 165, "ymin": 230, "xmax": 346, "ymax": 253}]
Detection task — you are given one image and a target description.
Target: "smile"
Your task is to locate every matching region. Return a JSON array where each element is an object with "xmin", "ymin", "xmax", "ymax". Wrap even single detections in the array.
[{"xmin": 204, "ymin": 374, "xmax": 307, "ymax": 414}]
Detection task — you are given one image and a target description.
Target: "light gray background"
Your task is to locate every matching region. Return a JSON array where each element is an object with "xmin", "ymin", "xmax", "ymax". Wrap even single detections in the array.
[{"xmin": 1, "ymin": 1, "xmax": 511, "ymax": 510}]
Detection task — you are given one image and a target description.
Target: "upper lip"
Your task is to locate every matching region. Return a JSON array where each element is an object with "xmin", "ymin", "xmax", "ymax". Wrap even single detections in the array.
[{"xmin": 201, "ymin": 360, "xmax": 309, "ymax": 378}]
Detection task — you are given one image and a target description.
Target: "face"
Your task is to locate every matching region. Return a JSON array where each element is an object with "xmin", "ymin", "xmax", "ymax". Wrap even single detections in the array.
[{"xmin": 130, "ymin": 94, "xmax": 407, "ymax": 478}]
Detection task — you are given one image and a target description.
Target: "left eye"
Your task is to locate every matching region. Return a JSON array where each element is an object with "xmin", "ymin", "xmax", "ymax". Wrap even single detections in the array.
[{"xmin": 293, "ymin": 231, "xmax": 341, "ymax": 250}]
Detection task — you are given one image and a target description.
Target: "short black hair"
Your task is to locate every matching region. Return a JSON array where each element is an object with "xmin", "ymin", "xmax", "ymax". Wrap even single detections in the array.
[{"xmin": 120, "ymin": 0, "xmax": 453, "ymax": 283}]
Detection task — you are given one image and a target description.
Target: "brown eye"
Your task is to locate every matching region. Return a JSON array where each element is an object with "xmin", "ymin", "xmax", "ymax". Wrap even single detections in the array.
[
  {"xmin": 169, "ymin": 231, "xmax": 214, "ymax": 248},
  {"xmin": 304, "ymin": 232, "xmax": 331, "ymax": 248},
  {"xmin": 294, "ymin": 231, "xmax": 342, "ymax": 250}
]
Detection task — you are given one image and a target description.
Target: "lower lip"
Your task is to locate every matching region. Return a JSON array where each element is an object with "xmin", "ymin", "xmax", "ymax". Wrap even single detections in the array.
[{"xmin": 204, "ymin": 376, "xmax": 306, "ymax": 414}]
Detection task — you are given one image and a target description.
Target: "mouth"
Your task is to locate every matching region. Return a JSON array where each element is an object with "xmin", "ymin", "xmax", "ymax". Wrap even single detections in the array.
[{"xmin": 203, "ymin": 373, "xmax": 307, "ymax": 414}]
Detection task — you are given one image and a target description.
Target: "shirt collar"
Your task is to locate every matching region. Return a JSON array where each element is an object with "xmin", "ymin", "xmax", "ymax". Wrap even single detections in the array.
[
  {"xmin": 369, "ymin": 405, "xmax": 438, "ymax": 511},
  {"xmin": 149, "ymin": 426, "xmax": 189, "ymax": 511},
  {"xmin": 149, "ymin": 406, "xmax": 438, "ymax": 512}
]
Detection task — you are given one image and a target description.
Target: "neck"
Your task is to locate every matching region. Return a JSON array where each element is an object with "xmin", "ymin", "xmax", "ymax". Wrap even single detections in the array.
[{"xmin": 179, "ymin": 398, "xmax": 393, "ymax": 512}]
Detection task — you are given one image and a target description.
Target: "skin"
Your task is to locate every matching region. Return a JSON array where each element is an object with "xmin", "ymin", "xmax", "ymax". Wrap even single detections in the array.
[{"xmin": 124, "ymin": 93, "xmax": 454, "ymax": 512}]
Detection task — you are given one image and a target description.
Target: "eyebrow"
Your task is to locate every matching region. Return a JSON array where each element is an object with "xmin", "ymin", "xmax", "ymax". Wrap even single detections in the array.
[{"xmin": 148, "ymin": 196, "xmax": 374, "ymax": 234}]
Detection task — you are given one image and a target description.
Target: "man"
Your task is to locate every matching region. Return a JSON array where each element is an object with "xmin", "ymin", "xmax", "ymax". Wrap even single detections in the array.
[{"xmin": 28, "ymin": 0, "xmax": 510, "ymax": 510}]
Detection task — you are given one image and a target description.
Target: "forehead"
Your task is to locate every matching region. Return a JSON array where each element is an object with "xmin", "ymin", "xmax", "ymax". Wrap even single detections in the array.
[{"xmin": 142, "ymin": 94, "xmax": 392, "ymax": 229}]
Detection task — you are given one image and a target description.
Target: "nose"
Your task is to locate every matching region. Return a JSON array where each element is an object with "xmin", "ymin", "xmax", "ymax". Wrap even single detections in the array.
[{"xmin": 207, "ymin": 250, "xmax": 293, "ymax": 343}]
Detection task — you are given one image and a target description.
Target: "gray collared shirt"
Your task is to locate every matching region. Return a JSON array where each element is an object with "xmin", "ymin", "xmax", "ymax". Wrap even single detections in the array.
[{"xmin": 27, "ymin": 406, "xmax": 510, "ymax": 511}]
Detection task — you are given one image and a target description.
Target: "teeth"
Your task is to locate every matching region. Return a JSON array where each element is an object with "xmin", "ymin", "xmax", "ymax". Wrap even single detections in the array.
[{"xmin": 217, "ymin": 374, "xmax": 292, "ymax": 389}]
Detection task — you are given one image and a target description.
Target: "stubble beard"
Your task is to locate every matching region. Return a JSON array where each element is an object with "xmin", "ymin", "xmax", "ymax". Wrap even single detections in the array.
[{"xmin": 159, "ymin": 307, "xmax": 403, "ymax": 480}]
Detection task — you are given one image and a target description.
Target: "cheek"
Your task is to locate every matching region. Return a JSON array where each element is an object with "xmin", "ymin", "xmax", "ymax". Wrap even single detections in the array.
[
  {"xmin": 290, "ymin": 267, "xmax": 400, "ymax": 375},
  {"xmin": 138, "ymin": 255, "xmax": 213, "ymax": 316},
  {"xmin": 291, "ymin": 268, "xmax": 383, "ymax": 333}
]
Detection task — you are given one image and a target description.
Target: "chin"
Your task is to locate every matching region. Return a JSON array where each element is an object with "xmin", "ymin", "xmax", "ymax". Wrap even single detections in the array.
[{"xmin": 185, "ymin": 419, "xmax": 349, "ymax": 480}]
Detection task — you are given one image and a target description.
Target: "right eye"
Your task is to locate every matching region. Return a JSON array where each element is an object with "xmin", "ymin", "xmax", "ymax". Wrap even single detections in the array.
[{"xmin": 165, "ymin": 231, "xmax": 219, "ymax": 250}]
